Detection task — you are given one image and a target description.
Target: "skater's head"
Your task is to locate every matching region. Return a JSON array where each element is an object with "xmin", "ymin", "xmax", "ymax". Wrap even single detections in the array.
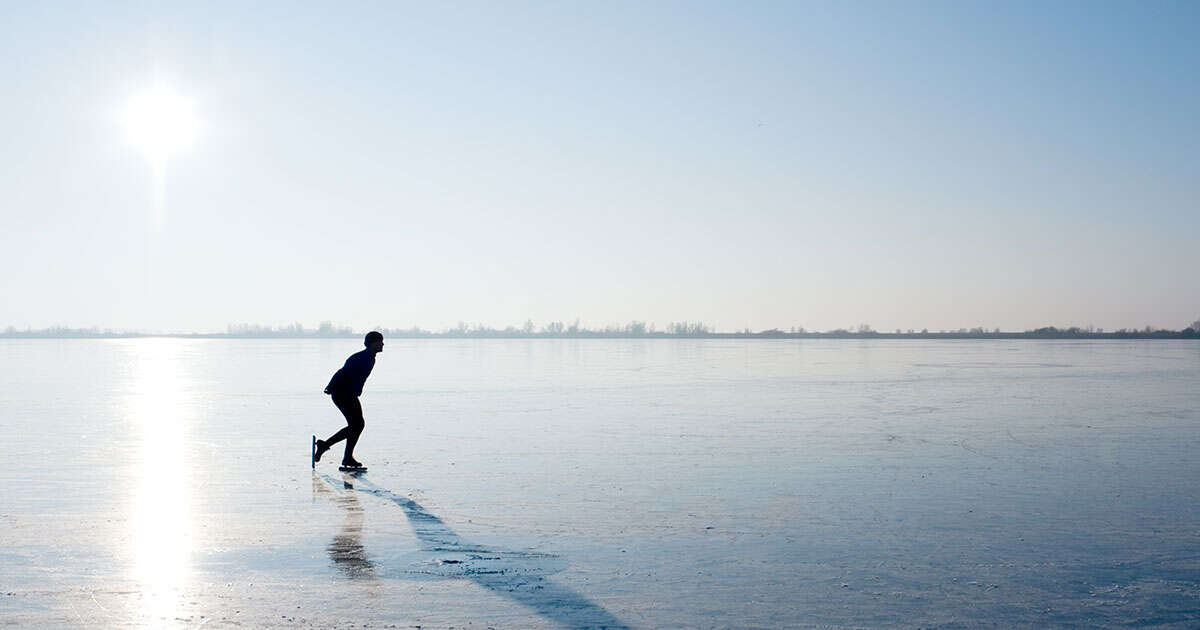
[{"xmin": 364, "ymin": 331, "xmax": 384, "ymax": 353}]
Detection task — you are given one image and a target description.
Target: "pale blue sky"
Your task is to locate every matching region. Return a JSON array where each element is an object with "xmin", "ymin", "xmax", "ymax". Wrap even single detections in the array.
[{"xmin": 2, "ymin": 1, "xmax": 1197, "ymax": 332}]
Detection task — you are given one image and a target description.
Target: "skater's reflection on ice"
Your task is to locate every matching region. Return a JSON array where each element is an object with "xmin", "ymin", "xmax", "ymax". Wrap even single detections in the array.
[{"xmin": 318, "ymin": 476, "xmax": 377, "ymax": 580}]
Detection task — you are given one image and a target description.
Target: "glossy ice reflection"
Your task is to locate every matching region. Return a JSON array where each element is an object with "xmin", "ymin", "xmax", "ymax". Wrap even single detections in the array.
[
  {"xmin": 1, "ymin": 338, "xmax": 1198, "ymax": 628},
  {"xmin": 125, "ymin": 340, "xmax": 193, "ymax": 621}
]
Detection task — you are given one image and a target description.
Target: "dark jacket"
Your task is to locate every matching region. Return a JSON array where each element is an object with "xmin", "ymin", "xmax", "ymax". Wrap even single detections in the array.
[{"xmin": 325, "ymin": 349, "xmax": 375, "ymax": 397}]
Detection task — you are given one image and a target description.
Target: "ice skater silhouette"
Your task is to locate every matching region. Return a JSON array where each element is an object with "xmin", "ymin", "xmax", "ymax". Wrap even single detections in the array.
[{"xmin": 314, "ymin": 331, "xmax": 383, "ymax": 470}]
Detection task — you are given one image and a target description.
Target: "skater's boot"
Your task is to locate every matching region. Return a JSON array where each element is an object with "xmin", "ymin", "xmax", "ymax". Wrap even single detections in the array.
[{"xmin": 314, "ymin": 439, "xmax": 330, "ymax": 462}]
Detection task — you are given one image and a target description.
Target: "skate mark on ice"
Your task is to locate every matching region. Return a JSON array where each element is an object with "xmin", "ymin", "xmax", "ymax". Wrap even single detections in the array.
[{"xmin": 320, "ymin": 472, "xmax": 630, "ymax": 629}]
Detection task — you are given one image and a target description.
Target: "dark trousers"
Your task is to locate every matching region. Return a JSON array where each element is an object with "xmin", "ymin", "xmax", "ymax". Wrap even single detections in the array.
[{"xmin": 326, "ymin": 393, "xmax": 364, "ymax": 463}]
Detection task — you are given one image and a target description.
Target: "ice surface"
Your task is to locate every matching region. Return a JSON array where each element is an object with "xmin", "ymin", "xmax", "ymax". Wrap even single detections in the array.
[{"xmin": 1, "ymin": 338, "xmax": 1198, "ymax": 628}]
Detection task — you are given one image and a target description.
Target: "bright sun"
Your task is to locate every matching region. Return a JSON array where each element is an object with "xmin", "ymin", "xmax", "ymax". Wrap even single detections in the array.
[{"xmin": 123, "ymin": 86, "xmax": 199, "ymax": 162}]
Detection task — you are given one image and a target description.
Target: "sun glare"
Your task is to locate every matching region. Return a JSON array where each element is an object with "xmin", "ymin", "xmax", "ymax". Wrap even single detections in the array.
[
  {"xmin": 123, "ymin": 86, "xmax": 199, "ymax": 162},
  {"xmin": 126, "ymin": 339, "xmax": 194, "ymax": 622}
]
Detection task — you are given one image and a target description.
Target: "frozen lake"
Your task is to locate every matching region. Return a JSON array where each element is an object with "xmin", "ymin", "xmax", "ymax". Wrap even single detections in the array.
[{"xmin": 2, "ymin": 338, "xmax": 1198, "ymax": 628}]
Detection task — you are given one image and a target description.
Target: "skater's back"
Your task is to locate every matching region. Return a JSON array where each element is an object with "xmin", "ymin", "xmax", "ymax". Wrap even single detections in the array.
[{"xmin": 325, "ymin": 348, "xmax": 375, "ymax": 397}]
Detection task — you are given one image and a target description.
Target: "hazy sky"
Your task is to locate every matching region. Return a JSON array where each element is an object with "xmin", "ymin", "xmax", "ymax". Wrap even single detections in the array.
[{"xmin": 2, "ymin": 2, "xmax": 1197, "ymax": 332}]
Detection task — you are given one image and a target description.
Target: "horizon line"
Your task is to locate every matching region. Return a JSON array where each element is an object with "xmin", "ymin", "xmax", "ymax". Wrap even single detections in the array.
[{"xmin": 2, "ymin": 323, "xmax": 1196, "ymax": 340}]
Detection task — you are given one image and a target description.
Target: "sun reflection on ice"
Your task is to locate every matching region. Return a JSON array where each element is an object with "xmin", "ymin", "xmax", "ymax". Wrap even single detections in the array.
[{"xmin": 126, "ymin": 340, "xmax": 193, "ymax": 622}]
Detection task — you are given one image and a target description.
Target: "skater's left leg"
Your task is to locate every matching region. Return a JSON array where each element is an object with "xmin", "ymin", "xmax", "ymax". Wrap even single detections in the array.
[{"xmin": 318, "ymin": 394, "xmax": 361, "ymax": 463}]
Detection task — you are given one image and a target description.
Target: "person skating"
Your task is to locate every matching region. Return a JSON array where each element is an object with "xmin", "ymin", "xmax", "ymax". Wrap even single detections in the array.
[{"xmin": 314, "ymin": 331, "xmax": 383, "ymax": 470}]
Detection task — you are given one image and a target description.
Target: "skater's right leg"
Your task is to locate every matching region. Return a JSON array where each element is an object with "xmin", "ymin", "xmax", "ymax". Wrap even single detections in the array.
[{"xmin": 328, "ymin": 394, "xmax": 365, "ymax": 466}]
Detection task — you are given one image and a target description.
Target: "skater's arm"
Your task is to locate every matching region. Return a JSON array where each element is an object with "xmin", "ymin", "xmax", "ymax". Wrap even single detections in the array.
[{"xmin": 324, "ymin": 355, "xmax": 353, "ymax": 394}]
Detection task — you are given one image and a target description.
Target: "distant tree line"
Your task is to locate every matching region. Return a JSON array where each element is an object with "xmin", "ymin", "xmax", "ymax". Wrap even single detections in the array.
[
  {"xmin": 225, "ymin": 321, "xmax": 354, "ymax": 337},
  {"xmin": 3, "ymin": 319, "xmax": 1198, "ymax": 339}
]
